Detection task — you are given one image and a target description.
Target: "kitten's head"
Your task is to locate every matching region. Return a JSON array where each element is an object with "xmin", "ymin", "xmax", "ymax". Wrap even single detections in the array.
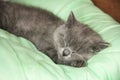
[{"xmin": 53, "ymin": 12, "xmax": 109, "ymax": 67}]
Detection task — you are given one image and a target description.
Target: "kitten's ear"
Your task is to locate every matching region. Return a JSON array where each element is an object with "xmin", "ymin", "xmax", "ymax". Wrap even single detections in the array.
[
  {"xmin": 65, "ymin": 11, "xmax": 77, "ymax": 28},
  {"xmin": 92, "ymin": 42, "xmax": 110, "ymax": 52}
]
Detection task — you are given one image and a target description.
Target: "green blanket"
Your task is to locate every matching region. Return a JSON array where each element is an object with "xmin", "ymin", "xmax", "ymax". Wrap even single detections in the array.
[{"xmin": 0, "ymin": 0, "xmax": 120, "ymax": 80}]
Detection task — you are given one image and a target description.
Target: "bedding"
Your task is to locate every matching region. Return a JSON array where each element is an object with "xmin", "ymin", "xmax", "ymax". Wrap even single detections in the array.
[{"xmin": 0, "ymin": 0, "xmax": 120, "ymax": 80}]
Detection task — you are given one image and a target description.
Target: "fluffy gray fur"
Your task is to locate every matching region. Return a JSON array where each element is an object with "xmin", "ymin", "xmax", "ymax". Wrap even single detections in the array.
[{"xmin": 0, "ymin": 1, "xmax": 109, "ymax": 67}]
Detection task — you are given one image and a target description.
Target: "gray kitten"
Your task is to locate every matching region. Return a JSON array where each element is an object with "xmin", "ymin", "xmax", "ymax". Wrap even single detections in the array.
[{"xmin": 0, "ymin": 1, "xmax": 109, "ymax": 67}]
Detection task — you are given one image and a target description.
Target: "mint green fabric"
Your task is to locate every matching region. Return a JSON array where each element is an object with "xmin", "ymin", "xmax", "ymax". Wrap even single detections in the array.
[{"xmin": 0, "ymin": 0, "xmax": 120, "ymax": 80}]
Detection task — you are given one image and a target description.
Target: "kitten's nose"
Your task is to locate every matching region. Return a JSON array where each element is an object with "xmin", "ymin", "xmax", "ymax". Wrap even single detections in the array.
[{"xmin": 63, "ymin": 49, "xmax": 70, "ymax": 56}]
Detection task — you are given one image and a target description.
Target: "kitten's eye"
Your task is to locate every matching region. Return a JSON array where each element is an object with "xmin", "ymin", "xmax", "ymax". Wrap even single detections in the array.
[{"xmin": 63, "ymin": 49, "xmax": 70, "ymax": 56}]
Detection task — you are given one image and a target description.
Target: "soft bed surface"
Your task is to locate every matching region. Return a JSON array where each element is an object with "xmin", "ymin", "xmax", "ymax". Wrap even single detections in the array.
[{"xmin": 0, "ymin": 0, "xmax": 120, "ymax": 80}]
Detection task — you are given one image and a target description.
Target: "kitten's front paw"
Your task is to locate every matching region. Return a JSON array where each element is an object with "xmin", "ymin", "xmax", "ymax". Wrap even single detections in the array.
[
  {"xmin": 52, "ymin": 56, "xmax": 87, "ymax": 67},
  {"xmin": 70, "ymin": 60, "xmax": 87, "ymax": 67}
]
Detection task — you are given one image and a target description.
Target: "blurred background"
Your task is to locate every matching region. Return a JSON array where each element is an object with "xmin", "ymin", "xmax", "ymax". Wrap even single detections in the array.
[{"xmin": 92, "ymin": 0, "xmax": 120, "ymax": 23}]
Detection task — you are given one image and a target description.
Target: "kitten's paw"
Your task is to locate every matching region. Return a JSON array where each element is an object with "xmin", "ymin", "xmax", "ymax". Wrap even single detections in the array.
[{"xmin": 70, "ymin": 60, "xmax": 87, "ymax": 67}]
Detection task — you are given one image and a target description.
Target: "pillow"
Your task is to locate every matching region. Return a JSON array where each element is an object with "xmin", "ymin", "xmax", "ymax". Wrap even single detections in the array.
[{"xmin": 0, "ymin": 0, "xmax": 120, "ymax": 80}]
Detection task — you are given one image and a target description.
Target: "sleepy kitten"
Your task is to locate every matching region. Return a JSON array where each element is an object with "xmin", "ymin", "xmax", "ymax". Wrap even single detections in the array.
[{"xmin": 0, "ymin": 1, "xmax": 109, "ymax": 67}]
